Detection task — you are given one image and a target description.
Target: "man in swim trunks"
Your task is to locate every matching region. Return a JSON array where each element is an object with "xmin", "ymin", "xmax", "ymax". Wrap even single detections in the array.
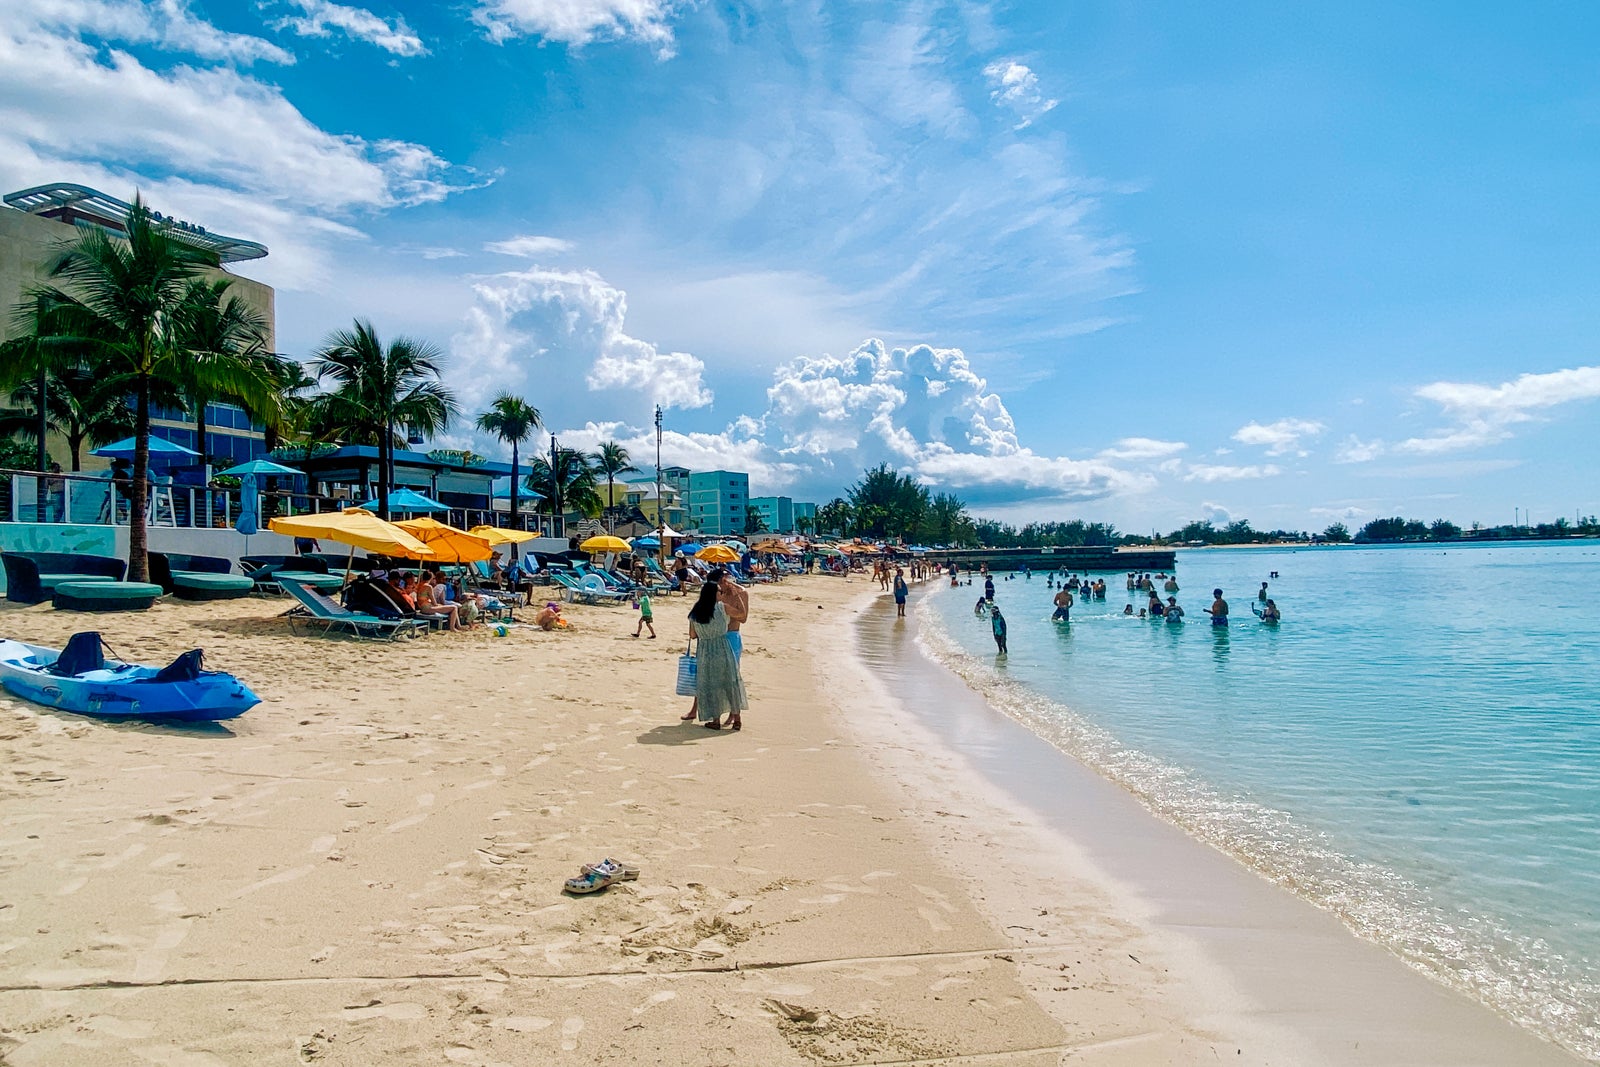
[
  {"xmin": 1205, "ymin": 588, "xmax": 1229, "ymax": 626},
  {"xmin": 714, "ymin": 568, "xmax": 748, "ymax": 661},
  {"xmin": 1052, "ymin": 586, "xmax": 1073, "ymax": 622},
  {"xmin": 984, "ymin": 575, "xmax": 995, "ymax": 603}
]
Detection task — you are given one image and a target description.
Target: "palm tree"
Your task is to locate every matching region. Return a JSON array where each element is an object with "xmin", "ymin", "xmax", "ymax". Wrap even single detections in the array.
[
  {"xmin": 744, "ymin": 505, "xmax": 768, "ymax": 535},
  {"xmin": 525, "ymin": 447, "xmax": 602, "ymax": 529},
  {"xmin": 475, "ymin": 393, "xmax": 541, "ymax": 532},
  {"xmin": 173, "ymin": 278, "xmax": 281, "ymax": 463},
  {"xmin": 593, "ymin": 441, "xmax": 637, "ymax": 532},
  {"xmin": 310, "ymin": 319, "xmax": 457, "ymax": 519},
  {"xmin": 2, "ymin": 365, "xmax": 134, "ymax": 470},
  {"xmin": 30, "ymin": 194, "xmax": 219, "ymax": 581}
]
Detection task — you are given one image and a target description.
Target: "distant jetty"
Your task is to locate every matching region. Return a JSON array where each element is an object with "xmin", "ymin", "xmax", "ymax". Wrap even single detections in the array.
[{"xmin": 924, "ymin": 546, "xmax": 1176, "ymax": 573}]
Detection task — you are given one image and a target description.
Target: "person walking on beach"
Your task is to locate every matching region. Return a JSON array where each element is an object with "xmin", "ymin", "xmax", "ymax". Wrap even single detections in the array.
[
  {"xmin": 1052, "ymin": 586, "xmax": 1073, "ymax": 622},
  {"xmin": 893, "ymin": 567, "xmax": 908, "ymax": 617},
  {"xmin": 683, "ymin": 579, "xmax": 746, "ymax": 731},
  {"xmin": 990, "ymin": 604, "xmax": 1008, "ymax": 654},
  {"xmin": 1205, "ymin": 588, "xmax": 1229, "ymax": 627},
  {"xmin": 632, "ymin": 591, "xmax": 656, "ymax": 638}
]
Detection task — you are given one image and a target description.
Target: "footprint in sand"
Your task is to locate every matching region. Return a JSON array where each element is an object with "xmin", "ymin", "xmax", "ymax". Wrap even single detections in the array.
[
  {"xmin": 632, "ymin": 991, "xmax": 676, "ymax": 1015},
  {"xmin": 496, "ymin": 1016, "xmax": 554, "ymax": 1032},
  {"xmin": 560, "ymin": 1017, "xmax": 584, "ymax": 1051}
]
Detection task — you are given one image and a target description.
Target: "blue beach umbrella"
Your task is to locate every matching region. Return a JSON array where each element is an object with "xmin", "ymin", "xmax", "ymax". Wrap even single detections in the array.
[
  {"xmin": 676, "ymin": 542, "xmax": 702, "ymax": 554},
  {"xmin": 634, "ymin": 535, "xmax": 661, "ymax": 548},
  {"xmin": 92, "ymin": 435, "xmax": 199, "ymax": 463},
  {"xmin": 217, "ymin": 459, "xmax": 303, "ymax": 477},
  {"xmin": 358, "ymin": 487, "xmax": 449, "ymax": 512}
]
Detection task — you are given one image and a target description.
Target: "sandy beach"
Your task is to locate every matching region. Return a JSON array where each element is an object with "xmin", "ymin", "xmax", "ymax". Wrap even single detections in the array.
[{"xmin": 0, "ymin": 575, "xmax": 1581, "ymax": 1065}]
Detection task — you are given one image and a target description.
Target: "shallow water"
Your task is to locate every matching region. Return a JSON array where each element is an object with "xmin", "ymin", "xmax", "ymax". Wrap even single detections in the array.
[{"xmin": 920, "ymin": 542, "xmax": 1600, "ymax": 1060}]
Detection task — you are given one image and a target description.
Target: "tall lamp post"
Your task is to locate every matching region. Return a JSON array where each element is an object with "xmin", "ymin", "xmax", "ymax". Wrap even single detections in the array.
[
  {"xmin": 654, "ymin": 405, "xmax": 664, "ymax": 570},
  {"xmin": 550, "ymin": 432, "xmax": 562, "ymax": 540}
]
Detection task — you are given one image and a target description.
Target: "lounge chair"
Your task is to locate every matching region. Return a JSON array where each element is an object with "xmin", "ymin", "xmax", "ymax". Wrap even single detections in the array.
[
  {"xmin": 550, "ymin": 569, "xmax": 629, "ymax": 605},
  {"xmin": 3, "ymin": 552, "xmax": 126, "ymax": 604},
  {"xmin": 276, "ymin": 576, "xmax": 428, "ymax": 641}
]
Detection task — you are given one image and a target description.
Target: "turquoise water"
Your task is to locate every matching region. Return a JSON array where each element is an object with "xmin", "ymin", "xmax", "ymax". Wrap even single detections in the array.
[{"xmin": 919, "ymin": 542, "xmax": 1600, "ymax": 1060}]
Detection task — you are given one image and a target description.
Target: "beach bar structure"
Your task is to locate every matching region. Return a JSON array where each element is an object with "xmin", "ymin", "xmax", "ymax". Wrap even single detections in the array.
[{"xmin": 924, "ymin": 545, "xmax": 1176, "ymax": 572}]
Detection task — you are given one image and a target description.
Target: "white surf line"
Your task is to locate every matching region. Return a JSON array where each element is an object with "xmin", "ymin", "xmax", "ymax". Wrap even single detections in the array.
[{"xmin": 0, "ymin": 943, "xmax": 1054, "ymax": 993}]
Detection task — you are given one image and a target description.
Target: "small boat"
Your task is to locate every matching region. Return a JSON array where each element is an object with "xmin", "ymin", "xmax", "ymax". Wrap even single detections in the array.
[{"xmin": 0, "ymin": 633, "xmax": 259, "ymax": 722}]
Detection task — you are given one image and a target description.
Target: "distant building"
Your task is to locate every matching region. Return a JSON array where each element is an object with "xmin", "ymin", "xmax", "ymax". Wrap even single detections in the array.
[
  {"xmin": 794, "ymin": 501, "xmax": 817, "ymax": 529},
  {"xmin": 620, "ymin": 477, "xmax": 687, "ymax": 530},
  {"xmin": 688, "ymin": 469, "xmax": 750, "ymax": 536},
  {"xmin": 748, "ymin": 496, "xmax": 793, "ymax": 533},
  {"xmin": 0, "ymin": 183, "xmax": 275, "ymax": 473}
]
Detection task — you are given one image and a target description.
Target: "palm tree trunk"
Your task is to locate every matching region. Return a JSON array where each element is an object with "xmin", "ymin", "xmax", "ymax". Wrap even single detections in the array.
[
  {"xmin": 128, "ymin": 375, "xmax": 151, "ymax": 584},
  {"xmin": 378, "ymin": 420, "xmax": 391, "ymax": 520},
  {"xmin": 68, "ymin": 430, "xmax": 83, "ymax": 471},
  {"xmin": 607, "ymin": 472, "xmax": 615, "ymax": 533},
  {"xmin": 34, "ymin": 364, "xmax": 47, "ymax": 518},
  {"xmin": 509, "ymin": 440, "xmax": 520, "ymax": 549}
]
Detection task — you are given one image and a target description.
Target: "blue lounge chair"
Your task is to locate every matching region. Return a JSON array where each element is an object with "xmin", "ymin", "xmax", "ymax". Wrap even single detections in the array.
[
  {"xmin": 550, "ymin": 569, "xmax": 629, "ymax": 605},
  {"xmin": 277, "ymin": 576, "xmax": 428, "ymax": 641}
]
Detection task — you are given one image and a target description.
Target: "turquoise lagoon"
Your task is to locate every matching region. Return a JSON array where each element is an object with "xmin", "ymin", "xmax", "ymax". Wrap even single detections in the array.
[{"xmin": 918, "ymin": 542, "xmax": 1600, "ymax": 1059}]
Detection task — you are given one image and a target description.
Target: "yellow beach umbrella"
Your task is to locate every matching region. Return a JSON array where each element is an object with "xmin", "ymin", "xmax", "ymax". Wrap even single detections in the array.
[
  {"xmin": 395, "ymin": 517, "xmax": 494, "ymax": 563},
  {"xmin": 268, "ymin": 507, "xmax": 433, "ymax": 557},
  {"xmin": 696, "ymin": 544, "xmax": 741, "ymax": 563},
  {"xmin": 752, "ymin": 540, "xmax": 796, "ymax": 555},
  {"xmin": 580, "ymin": 534, "xmax": 632, "ymax": 555},
  {"xmin": 469, "ymin": 525, "xmax": 536, "ymax": 546}
]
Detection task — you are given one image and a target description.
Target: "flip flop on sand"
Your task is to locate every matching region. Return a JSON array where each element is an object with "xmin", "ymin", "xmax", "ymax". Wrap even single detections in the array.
[
  {"xmin": 580, "ymin": 858, "xmax": 640, "ymax": 881},
  {"xmin": 564, "ymin": 869, "xmax": 618, "ymax": 894}
]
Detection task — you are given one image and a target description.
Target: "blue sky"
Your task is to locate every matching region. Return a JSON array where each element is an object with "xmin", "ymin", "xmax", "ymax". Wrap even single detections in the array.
[{"xmin": 5, "ymin": 1, "xmax": 1599, "ymax": 533}]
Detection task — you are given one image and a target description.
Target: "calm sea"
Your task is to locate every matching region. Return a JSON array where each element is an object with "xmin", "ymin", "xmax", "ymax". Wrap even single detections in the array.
[{"xmin": 918, "ymin": 542, "xmax": 1600, "ymax": 1060}]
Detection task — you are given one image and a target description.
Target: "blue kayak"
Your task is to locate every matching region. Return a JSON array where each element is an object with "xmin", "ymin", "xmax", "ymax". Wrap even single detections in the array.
[{"xmin": 0, "ymin": 633, "xmax": 259, "ymax": 722}]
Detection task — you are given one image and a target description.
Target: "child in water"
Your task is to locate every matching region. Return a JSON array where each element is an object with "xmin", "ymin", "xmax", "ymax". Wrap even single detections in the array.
[{"xmin": 990, "ymin": 605, "xmax": 1008, "ymax": 654}]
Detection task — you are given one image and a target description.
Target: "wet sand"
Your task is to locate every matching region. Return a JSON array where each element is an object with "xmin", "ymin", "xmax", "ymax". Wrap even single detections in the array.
[{"xmin": 0, "ymin": 575, "xmax": 1580, "ymax": 1064}]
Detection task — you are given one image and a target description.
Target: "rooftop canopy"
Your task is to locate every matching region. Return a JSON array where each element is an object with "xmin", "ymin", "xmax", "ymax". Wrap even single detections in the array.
[{"xmin": 4, "ymin": 183, "xmax": 268, "ymax": 263}]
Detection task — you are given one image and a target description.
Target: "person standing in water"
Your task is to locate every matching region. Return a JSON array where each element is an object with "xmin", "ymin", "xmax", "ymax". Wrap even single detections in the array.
[
  {"xmin": 990, "ymin": 604, "xmax": 1008, "ymax": 654},
  {"xmin": 1052, "ymin": 586, "xmax": 1073, "ymax": 622},
  {"xmin": 984, "ymin": 574, "xmax": 995, "ymax": 603},
  {"xmin": 1259, "ymin": 581, "xmax": 1270, "ymax": 602},
  {"xmin": 893, "ymin": 567, "xmax": 908, "ymax": 617},
  {"xmin": 1205, "ymin": 588, "xmax": 1229, "ymax": 626}
]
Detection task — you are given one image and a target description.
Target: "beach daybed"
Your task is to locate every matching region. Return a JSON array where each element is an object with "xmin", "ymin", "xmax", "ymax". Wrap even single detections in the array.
[
  {"xmin": 52, "ymin": 580, "xmax": 162, "ymax": 612},
  {"xmin": 277, "ymin": 576, "xmax": 427, "ymax": 641},
  {"xmin": 2, "ymin": 552, "xmax": 126, "ymax": 604},
  {"xmin": 148, "ymin": 552, "xmax": 254, "ymax": 601},
  {"xmin": 240, "ymin": 555, "xmax": 346, "ymax": 595}
]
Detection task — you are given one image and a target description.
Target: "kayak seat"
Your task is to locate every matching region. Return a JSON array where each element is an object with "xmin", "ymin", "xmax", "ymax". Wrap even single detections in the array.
[
  {"xmin": 150, "ymin": 649, "xmax": 204, "ymax": 683},
  {"xmin": 48, "ymin": 632, "xmax": 105, "ymax": 676}
]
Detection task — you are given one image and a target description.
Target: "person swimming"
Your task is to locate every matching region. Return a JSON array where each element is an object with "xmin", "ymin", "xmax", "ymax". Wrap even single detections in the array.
[
  {"xmin": 1165, "ymin": 596, "xmax": 1184, "ymax": 621},
  {"xmin": 1123, "ymin": 604, "xmax": 1134, "ymax": 615}
]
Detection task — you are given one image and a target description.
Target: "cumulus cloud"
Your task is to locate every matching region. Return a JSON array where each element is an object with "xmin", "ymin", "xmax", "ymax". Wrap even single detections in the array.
[
  {"xmin": 0, "ymin": 4, "xmax": 482, "ymax": 289},
  {"xmin": 1183, "ymin": 462, "xmax": 1282, "ymax": 483},
  {"xmin": 271, "ymin": 0, "xmax": 427, "ymax": 57},
  {"xmin": 1232, "ymin": 417, "xmax": 1325, "ymax": 457},
  {"xmin": 473, "ymin": 0, "xmax": 680, "ymax": 57},
  {"xmin": 450, "ymin": 265, "xmax": 712, "ymax": 417},
  {"xmin": 1395, "ymin": 365, "xmax": 1600, "ymax": 454},
  {"xmin": 983, "ymin": 59, "xmax": 1058, "ymax": 129},
  {"xmin": 1334, "ymin": 367, "xmax": 1600, "ymax": 462},
  {"xmin": 485, "ymin": 234, "xmax": 575, "ymax": 258}
]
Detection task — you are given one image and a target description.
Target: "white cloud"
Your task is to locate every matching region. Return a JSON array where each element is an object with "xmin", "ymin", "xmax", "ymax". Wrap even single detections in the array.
[
  {"xmin": 1183, "ymin": 462, "xmax": 1282, "ymax": 483},
  {"xmin": 272, "ymin": 0, "xmax": 426, "ymax": 57},
  {"xmin": 983, "ymin": 59, "xmax": 1058, "ymax": 129},
  {"xmin": 30, "ymin": 0, "xmax": 295, "ymax": 64},
  {"xmin": 0, "ymin": 6, "xmax": 482, "ymax": 290},
  {"xmin": 1395, "ymin": 365, "xmax": 1600, "ymax": 455},
  {"xmin": 1335, "ymin": 435, "xmax": 1385, "ymax": 463},
  {"xmin": 1098, "ymin": 437, "xmax": 1187, "ymax": 461},
  {"xmin": 473, "ymin": 0, "xmax": 680, "ymax": 57},
  {"xmin": 1200, "ymin": 501, "xmax": 1232, "ymax": 524},
  {"xmin": 449, "ymin": 265, "xmax": 712, "ymax": 418},
  {"xmin": 1232, "ymin": 417, "xmax": 1325, "ymax": 457},
  {"xmin": 485, "ymin": 234, "xmax": 575, "ymax": 258}
]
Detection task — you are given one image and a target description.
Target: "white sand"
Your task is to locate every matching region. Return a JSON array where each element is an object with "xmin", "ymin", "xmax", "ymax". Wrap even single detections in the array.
[{"xmin": 0, "ymin": 575, "xmax": 1581, "ymax": 1064}]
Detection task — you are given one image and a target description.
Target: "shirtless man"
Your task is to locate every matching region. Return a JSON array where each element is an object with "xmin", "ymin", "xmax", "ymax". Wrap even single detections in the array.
[
  {"xmin": 1052, "ymin": 586, "xmax": 1073, "ymax": 622},
  {"xmin": 1205, "ymin": 588, "xmax": 1229, "ymax": 627},
  {"xmin": 716, "ymin": 568, "xmax": 749, "ymax": 662}
]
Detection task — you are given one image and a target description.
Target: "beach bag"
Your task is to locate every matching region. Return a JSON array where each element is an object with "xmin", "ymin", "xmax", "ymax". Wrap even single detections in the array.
[{"xmin": 676, "ymin": 640, "xmax": 698, "ymax": 696}]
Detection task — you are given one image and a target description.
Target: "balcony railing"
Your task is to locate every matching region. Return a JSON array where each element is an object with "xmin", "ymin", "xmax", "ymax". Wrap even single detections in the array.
[{"xmin": 0, "ymin": 469, "xmax": 548, "ymax": 535}]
